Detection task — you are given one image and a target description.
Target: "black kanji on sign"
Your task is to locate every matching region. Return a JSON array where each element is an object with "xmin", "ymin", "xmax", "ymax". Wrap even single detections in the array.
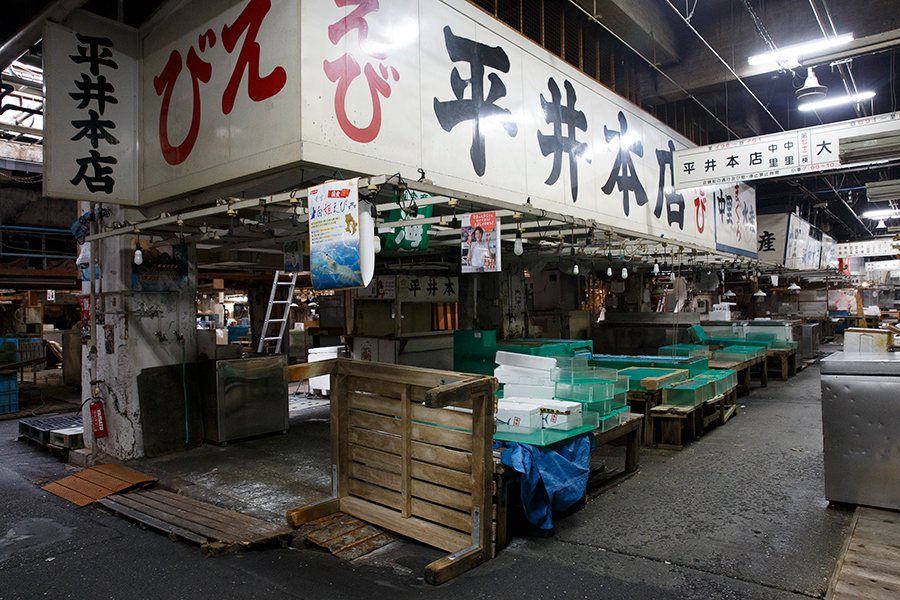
[
  {"xmin": 817, "ymin": 141, "xmax": 832, "ymax": 155},
  {"xmin": 69, "ymin": 34, "xmax": 118, "ymax": 76},
  {"xmin": 704, "ymin": 159, "xmax": 716, "ymax": 172},
  {"xmin": 601, "ymin": 111, "xmax": 647, "ymax": 216},
  {"xmin": 433, "ymin": 26, "xmax": 517, "ymax": 177},
  {"xmin": 654, "ymin": 140, "xmax": 685, "ymax": 229},
  {"xmin": 749, "ymin": 151, "xmax": 762, "ymax": 166},
  {"xmin": 407, "ymin": 278, "xmax": 421, "ymax": 297},
  {"xmin": 683, "ymin": 162, "xmax": 695, "ymax": 174},
  {"xmin": 70, "ymin": 150, "xmax": 117, "ymax": 194},
  {"xmin": 70, "ymin": 109, "xmax": 119, "ymax": 148},
  {"xmin": 759, "ymin": 230, "xmax": 776, "ymax": 252},
  {"xmin": 726, "ymin": 155, "xmax": 739, "ymax": 168},
  {"xmin": 69, "ymin": 73, "xmax": 118, "ymax": 115},
  {"xmin": 444, "ymin": 278, "xmax": 455, "ymax": 296},
  {"xmin": 426, "ymin": 278, "xmax": 438, "ymax": 296},
  {"xmin": 537, "ymin": 78, "xmax": 590, "ymax": 202}
]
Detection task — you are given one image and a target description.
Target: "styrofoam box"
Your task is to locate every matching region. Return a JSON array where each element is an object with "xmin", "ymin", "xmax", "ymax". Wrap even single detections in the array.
[
  {"xmin": 503, "ymin": 384, "xmax": 556, "ymax": 400},
  {"xmin": 539, "ymin": 399, "xmax": 583, "ymax": 426},
  {"xmin": 496, "ymin": 400, "xmax": 542, "ymax": 429},
  {"xmin": 844, "ymin": 328, "xmax": 893, "ymax": 353},
  {"xmin": 494, "ymin": 365, "xmax": 552, "ymax": 386},
  {"xmin": 495, "ymin": 351, "xmax": 557, "ymax": 371}
]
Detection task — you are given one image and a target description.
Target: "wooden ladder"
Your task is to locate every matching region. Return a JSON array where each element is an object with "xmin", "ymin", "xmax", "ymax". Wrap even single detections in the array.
[{"xmin": 257, "ymin": 270, "xmax": 297, "ymax": 354}]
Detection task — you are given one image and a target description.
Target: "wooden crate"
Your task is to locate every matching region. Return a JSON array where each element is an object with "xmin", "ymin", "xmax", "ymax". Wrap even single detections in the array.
[{"xmin": 284, "ymin": 359, "xmax": 497, "ymax": 585}]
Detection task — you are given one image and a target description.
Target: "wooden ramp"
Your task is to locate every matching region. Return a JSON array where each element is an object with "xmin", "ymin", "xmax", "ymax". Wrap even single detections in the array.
[
  {"xmin": 828, "ymin": 506, "xmax": 900, "ymax": 600},
  {"xmin": 42, "ymin": 464, "xmax": 157, "ymax": 506},
  {"xmin": 97, "ymin": 488, "xmax": 293, "ymax": 555},
  {"xmin": 295, "ymin": 512, "xmax": 397, "ymax": 560}
]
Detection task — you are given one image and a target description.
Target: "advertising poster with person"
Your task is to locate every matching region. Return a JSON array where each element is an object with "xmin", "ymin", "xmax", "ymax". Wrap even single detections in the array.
[{"xmin": 461, "ymin": 212, "xmax": 501, "ymax": 273}]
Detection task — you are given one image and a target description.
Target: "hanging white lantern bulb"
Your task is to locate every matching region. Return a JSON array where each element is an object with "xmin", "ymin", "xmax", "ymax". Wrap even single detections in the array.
[
  {"xmin": 607, "ymin": 265, "xmax": 613, "ymax": 277},
  {"xmin": 573, "ymin": 263, "xmax": 580, "ymax": 276},
  {"xmin": 652, "ymin": 259, "xmax": 659, "ymax": 274},
  {"xmin": 621, "ymin": 266, "xmax": 628, "ymax": 279}
]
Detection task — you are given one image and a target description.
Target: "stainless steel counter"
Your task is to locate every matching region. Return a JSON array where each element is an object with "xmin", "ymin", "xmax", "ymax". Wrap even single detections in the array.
[{"xmin": 820, "ymin": 352, "xmax": 900, "ymax": 509}]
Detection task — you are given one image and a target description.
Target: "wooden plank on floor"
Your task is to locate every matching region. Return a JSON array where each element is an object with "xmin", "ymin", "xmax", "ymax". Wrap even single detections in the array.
[
  {"xmin": 828, "ymin": 507, "xmax": 900, "ymax": 600},
  {"xmin": 96, "ymin": 497, "xmax": 208, "ymax": 545},
  {"xmin": 75, "ymin": 469, "xmax": 135, "ymax": 494},
  {"xmin": 91, "ymin": 464, "xmax": 157, "ymax": 486},
  {"xmin": 139, "ymin": 489, "xmax": 289, "ymax": 537},
  {"xmin": 107, "ymin": 493, "xmax": 245, "ymax": 544},
  {"xmin": 335, "ymin": 532, "xmax": 396, "ymax": 561},
  {"xmin": 123, "ymin": 491, "xmax": 262, "ymax": 543},
  {"xmin": 306, "ymin": 514, "xmax": 366, "ymax": 546}
]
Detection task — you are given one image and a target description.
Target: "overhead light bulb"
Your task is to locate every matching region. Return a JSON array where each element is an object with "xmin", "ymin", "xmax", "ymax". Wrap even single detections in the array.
[
  {"xmin": 876, "ymin": 220, "xmax": 887, "ymax": 229},
  {"xmin": 754, "ymin": 289, "xmax": 767, "ymax": 297},
  {"xmin": 607, "ymin": 265, "xmax": 613, "ymax": 277},
  {"xmin": 621, "ymin": 267, "xmax": 628, "ymax": 279},
  {"xmin": 788, "ymin": 282, "xmax": 801, "ymax": 291},
  {"xmin": 514, "ymin": 230, "xmax": 524, "ymax": 256},
  {"xmin": 652, "ymin": 260, "xmax": 659, "ymax": 274},
  {"xmin": 133, "ymin": 243, "xmax": 143, "ymax": 265},
  {"xmin": 723, "ymin": 289, "xmax": 736, "ymax": 298},
  {"xmin": 573, "ymin": 264, "xmax": 580, "ymax": 276}
]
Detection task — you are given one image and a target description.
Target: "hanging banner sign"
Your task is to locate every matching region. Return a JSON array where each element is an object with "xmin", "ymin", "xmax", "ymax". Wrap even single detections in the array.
[
  {"xmin": 283, "ymin": 240, "xmax": 303, "ymax": 272},
  {"xmin": 820, "ymin": 234, "xmax": 838, "ymax": 270},
  {"xmin": 309, "ymin": 178, "xmax": 363, "ymax": 290},
  {"xmin": 709, "ymin": 183, "xmax": 758, "ymax": 257},
  {"xmin": 398, "ymin": 276, "xmax": 459, "ymax": 302},
  {"xmin": 674, "ymin": 112, "xmax": 900, "ymax": 189},
  {"xmin": 356, "ymin": 275, "xmax": 397, "ymax": 299},
  {"xmin": 461, "ymin": 212, "xmax": 500, "ymax": 273},
  {"xmin": 836, "ymin": 237, "xmax": 898, "ymax": 258},
  {"xmin": 381, "ymin": 191, "xmax": 434, "ymax": 251},
  {"xmin": 44, "ymin": 11, "xmax": 139, "ymax": 204}
]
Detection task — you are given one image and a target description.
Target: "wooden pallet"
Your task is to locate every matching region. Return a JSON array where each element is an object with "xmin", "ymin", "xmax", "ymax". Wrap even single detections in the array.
[
  {"xmin": 295, "ymin": 512, "xmax": 397, "ymax": 560},
  {"xmin": 284, "ymin": 359, "xmax": 496, "ymax": 585},
  {"xmin": 626, "ymin": 390, "xmax": 662, "ymax": 447},
  {"xmin": 650, "ymin": 388, "xmax": 738, "ymax": 450},
  {"xmin": 96, "ymin": 488, "xmax": 292, "ymax": 555},
  {"xmin": 827, "ymin": 506, "xmax": 900, "ymax": 600},
  {"xmin": 766, "ymin": 348, "xmax": 798, "ymax": 381}
]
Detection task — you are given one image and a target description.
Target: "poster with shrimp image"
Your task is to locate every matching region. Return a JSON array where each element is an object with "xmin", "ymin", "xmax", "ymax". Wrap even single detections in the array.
[
  {"xmin": 461, "ymin": 212, "xmax": 501, "ymax": 273},
  {"xmin": 309, "ymin": 178, "xmax": 364, "ymax": 290}
]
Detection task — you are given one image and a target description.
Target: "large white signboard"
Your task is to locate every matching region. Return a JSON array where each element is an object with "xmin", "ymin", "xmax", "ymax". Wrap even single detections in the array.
[
  {"xmin": 837, "ymin": 237, "xmax": 898, "ymax": 258},
  {"xmin": 44, "ymin": 12, "xmax": 138, "ymax": 204},
  {"xmin": 757, "ymin": 213, "xmax": 821, "ymax": 269},
  {"xmin": 133, "ymin": 0, "xmax": 757, "ymax": 257},
  {"xmin": 308, "ymin": 178, "xmax": 363, "ymax": 291},
  {"xmin": 674, "ymin": 112, "xmax": 900, "ymax": 189}
]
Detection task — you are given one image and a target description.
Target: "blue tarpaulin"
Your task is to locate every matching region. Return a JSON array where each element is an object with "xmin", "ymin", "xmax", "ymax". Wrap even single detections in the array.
[{"xmin": 499, "ymin": 433, "xmax": 595, "ymax": 530}]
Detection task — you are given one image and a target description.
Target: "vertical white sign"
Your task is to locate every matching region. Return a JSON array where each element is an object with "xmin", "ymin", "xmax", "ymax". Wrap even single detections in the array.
[
  {"xmin": 757, "ymin": 214, "xmax": 789, "ymax": 265},
  {"xmin": 44, "ymin": 12, "xmax": 138, "ymax": 204}
]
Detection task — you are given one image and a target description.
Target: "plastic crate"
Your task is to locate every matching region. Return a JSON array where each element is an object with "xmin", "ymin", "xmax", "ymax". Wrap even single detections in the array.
[
  {"xmin": 598, "ymin": 411, "xmax": 618, "ymax": 432},
  {"xmin": 552, "ymin": 366, "xmax": 618, "ymax": 403},
  {"xmin": 721, "ymin": 345, "xmax": 765, "ymax": 358},
  {"xmin": 694, "ymin": 369, "xmax": 737, "ymax": 397},
  {"xmin": 19, "ymin": 414, "xmax": 83, "ymax": 444},
  {"xmin": 0, "ymin": 390, "xmax": 19, "ymax": 415},
  {"xmin": 0, "ymin": 374, "xmax": 16, "ymax": 392}
]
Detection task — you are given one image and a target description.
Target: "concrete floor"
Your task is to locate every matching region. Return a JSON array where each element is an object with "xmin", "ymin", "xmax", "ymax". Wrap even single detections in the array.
[{"xmin": 0, "ymin": 357, "xmax": 854, "ymax": 598}]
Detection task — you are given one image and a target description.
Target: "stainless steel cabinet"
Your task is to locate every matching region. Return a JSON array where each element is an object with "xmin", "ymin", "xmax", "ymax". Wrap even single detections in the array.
[
  {"xmin": 201, "ymin": 355, "xmax": 288, "ymax": 444},
  {"xmin": 821, "ymin": 352, "xmax": 900, "ymax": 510}
]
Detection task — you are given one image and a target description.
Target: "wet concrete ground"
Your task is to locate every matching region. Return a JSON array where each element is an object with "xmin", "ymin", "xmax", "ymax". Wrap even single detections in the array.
[{"xmin": 0, "ymin": 360, "xmax": 853, "ymax": 599}]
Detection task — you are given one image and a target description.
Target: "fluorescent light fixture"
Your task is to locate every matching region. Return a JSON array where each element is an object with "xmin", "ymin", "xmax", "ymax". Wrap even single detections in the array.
[
  {"xmin": 862, "ymin": 209, "xmax": 900, "ymax": 220},
  {"xmin": 749, "ymin": 34, "xmax": 853, "ymax": 70},
  {"xmin": 799, "ymin": 91, "xmax": 875, "ymax": 112}
]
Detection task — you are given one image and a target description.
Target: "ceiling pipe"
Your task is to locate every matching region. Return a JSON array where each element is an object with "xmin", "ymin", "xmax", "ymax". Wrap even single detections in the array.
[{"xmin": 0, "ymin": 0, "xmax": 89, "ymax": 72}]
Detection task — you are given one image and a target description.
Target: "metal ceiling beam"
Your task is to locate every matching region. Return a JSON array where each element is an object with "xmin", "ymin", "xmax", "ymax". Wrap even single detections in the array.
[{"xmin": 0, "ymin": 0, "xmax": 89, "ymax": 72}]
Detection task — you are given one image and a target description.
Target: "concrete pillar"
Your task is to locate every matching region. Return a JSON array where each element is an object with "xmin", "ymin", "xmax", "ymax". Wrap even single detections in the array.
[{"xmin": 81, "ymin": 205, "xmax": 197, "ymax": 460}]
